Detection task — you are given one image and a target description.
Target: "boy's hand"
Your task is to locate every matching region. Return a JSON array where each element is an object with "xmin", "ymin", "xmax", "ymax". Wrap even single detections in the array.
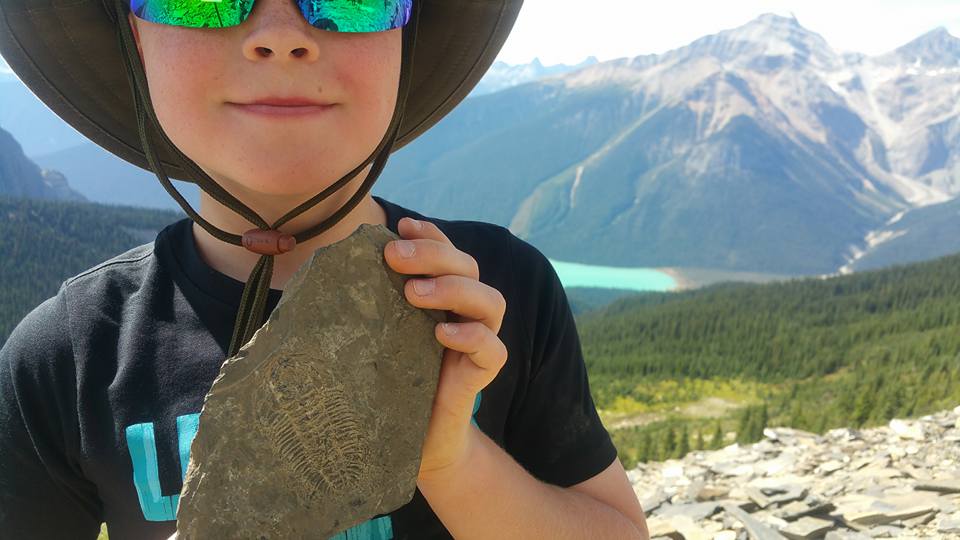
[{"xmin": 384, "ymin": 217, "xmax": 508, "ymax": 483}]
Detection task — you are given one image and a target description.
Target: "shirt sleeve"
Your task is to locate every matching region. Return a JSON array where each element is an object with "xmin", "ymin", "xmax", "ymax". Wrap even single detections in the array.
[
  {"xmin": 502, "ymin": 233, "xmax": 618, "ymax": 488},
  {"xmin": 0, "ymin": 287, "xmax": 103, "ymax": 539}
]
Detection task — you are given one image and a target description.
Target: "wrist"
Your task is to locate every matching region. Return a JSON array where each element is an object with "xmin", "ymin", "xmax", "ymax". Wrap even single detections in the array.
[{"xmin": 417, "ymin": 423, "xmax": 484, "ymax": 488}]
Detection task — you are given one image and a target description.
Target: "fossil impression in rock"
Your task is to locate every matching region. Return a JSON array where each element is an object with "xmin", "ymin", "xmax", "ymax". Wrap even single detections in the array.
[{"xmin": 176, "ymin": 223, "xmax": 446, "ymax": 539}]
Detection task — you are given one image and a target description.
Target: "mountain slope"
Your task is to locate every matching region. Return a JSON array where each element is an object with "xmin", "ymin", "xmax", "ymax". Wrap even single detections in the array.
[
  {"xmin": 0, "ymin": 127, "xmax": 84, "ymax": 201},
  {"xmin": 377, "ymin": 15, "xmax": 960, "ymax": 275},
  {"xmin": 846, "ymin": 196, "xmax": 960, "ymax": 272},
  {"xmin": 470, "ymin": 56, "xmax": 600, "ymax": 96},
  {"xmin": 33, "ymin": 142, "xmax": 200, "ymax": 211}
]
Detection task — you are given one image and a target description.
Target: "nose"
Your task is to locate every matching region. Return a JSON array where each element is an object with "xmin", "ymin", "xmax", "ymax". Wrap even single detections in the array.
[{"xmin": 241, "ymin": 0, "xmax": 321, "ymax": 62}]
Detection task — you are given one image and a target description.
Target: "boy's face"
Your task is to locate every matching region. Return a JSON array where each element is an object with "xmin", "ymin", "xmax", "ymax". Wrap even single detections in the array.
[{"xmin": 127, "ymin": 0, "xmax": 403, "ymax": 199}]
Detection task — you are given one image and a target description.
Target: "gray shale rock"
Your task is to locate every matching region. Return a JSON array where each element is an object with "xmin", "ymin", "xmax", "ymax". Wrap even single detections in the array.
[
  {"xmin": 636, "ymin": 406, "xmax": 960, "ymax": 538},
  {"xmin": 176, "ymin": 224, "xmax": 446, "ymax": 539}
]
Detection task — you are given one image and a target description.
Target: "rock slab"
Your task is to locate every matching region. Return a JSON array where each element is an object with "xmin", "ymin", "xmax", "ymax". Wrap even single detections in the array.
[
  {"xmin": 638, "ymin": 408, "xmax": 960, "ymax": 539},
  {"xmin": 176, "ymin": 224, "xmax": 446, "ymax": 539}
]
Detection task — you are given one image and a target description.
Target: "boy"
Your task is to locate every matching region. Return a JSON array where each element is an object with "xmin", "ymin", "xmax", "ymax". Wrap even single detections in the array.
[{"xmin": 0, "ymin": 0, "xmax": 648, "ymax": 538}]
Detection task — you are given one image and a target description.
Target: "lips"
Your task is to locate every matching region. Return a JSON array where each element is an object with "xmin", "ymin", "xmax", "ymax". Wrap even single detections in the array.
[
  {"xmin": 228, "ymin": 97, "xmax": 336, "ymax": 118},
  {"xmin": 240, "ymin": 97, "xmax": 333, "ymax": 107}
]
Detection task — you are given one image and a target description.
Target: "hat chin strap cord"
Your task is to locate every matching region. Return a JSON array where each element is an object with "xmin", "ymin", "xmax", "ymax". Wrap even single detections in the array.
[{"xmin": 110, "ymin": 0, "xmax": 420, "ymax": 358}]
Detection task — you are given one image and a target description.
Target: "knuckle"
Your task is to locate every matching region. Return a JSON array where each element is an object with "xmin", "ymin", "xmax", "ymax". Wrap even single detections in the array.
[
  {"xmin": 449, "ymin": 274, "xmax": 466, "ymax": 297},
  {"xmin": 492, "ymin": 288, "xmax": 507, "ymax": 316},
  {"xmin": 468, "ymin": 256, "xmax": 480, "ymax": 279},
  {"xmin": 469, "ymin": 322, "xmax": 488, "ymax": 346},
  {"xmin": 426, "ymin": 221, "xmax": 449, "ymax": 241}
]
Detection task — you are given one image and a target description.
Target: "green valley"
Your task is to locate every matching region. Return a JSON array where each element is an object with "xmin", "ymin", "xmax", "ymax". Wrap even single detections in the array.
[{"xmin": 576, "ymin": 252, "xmax": 960, "ymax": 467}]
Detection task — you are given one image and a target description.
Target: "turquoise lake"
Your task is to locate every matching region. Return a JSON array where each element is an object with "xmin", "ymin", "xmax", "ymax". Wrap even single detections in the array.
[{"xmin": 547, "ymin": 259, "xmax": 677, "ymax": 292}]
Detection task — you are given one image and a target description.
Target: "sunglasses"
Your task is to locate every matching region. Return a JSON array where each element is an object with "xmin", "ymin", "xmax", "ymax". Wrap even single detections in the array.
[{"xmin": 130, "ymin": 0, "xmax": 413, "ymax": 32}]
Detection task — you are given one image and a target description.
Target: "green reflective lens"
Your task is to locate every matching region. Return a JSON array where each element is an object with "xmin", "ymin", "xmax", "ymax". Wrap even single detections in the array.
[
  {"xmin": 130, "ymin": 0, "xmax": 412, "ymax": 32},
  {"xmin": 131, "ymin": 0, "xmax": 254, "ymax": 28},
  {"xmin": 300, "ymin": 0, "xmax": 412, "ymax": 32}
]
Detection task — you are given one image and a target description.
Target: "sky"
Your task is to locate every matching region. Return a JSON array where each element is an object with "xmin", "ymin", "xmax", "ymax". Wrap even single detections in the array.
[{"xmin": 496, "ymin": 0, "xmax": 960, "ymax": 65}]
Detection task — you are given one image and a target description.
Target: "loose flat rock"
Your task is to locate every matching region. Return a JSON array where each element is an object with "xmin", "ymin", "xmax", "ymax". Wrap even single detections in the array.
[
  {"xmin": 889, "ymin": 419, "xmax": 925, "ymax": 441},
  {"xmin": 774, "ymin": 499, "xmax": 835, "ymax": 522},
  {"xmin": 656, "ymin": 501, "xmax": 722, "ymax": 521},
  {"xmin": 722, "ymin": 504, "xmax": 786, "ymax": 540},
  {"xmin": 937, "ymin": 512, "xmax": 960, "ymax": 533},
  {"xmin": 824, "ymin": 531, "xmax": 871, "ymax": 540},
  {"xmin": 781, "ymin": 516, "xmax": 834, "ymax": 539},
  {"xmin": 176, "ymin": 224, "xmax": 446, "ymax": 539},
  {"xmin": 915, "ymin": 479, "xmax": 960, "ymax": 494}
]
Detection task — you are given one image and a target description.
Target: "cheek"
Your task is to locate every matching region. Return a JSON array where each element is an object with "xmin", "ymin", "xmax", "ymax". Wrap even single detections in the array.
[
  {"xmin": 335, "ymin": 31, "xmax": 402, "ymax": 139},
  {"xmin": 138, "ymin": 29, "xmax": 224, "ymax": 155}
]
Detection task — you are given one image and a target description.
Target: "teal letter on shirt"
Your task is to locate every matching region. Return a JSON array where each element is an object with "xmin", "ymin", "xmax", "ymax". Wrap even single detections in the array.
[{"xmin": 125, "ymin": 392, "xmax": 482, "ymax": 537}]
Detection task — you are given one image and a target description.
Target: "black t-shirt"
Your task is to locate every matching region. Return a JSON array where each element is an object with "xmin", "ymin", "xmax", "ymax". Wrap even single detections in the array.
[{"xmin": 0, "ymin": 195, "xmax": 617, "ymax": 540}]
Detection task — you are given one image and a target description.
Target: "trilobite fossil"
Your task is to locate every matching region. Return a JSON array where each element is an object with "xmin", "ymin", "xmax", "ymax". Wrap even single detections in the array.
[
  {"xmin": 255, "ymin": 352, "xmax": 367, "ymax": 504},
  {"xmin": 177, "ymin": 224, "xmax": 447, "ymax": 539}
]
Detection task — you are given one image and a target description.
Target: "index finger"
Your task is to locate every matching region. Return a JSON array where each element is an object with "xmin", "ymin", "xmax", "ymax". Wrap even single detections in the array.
[{"xmin": 398, "ymin": 217, "xmax": 451, "ymax": 245}]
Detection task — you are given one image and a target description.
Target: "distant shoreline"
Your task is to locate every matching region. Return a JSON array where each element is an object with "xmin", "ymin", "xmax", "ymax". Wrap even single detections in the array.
[
  {"xmin": 549, "ymin": 258, "xmax": 794, "ymax": 293},
  {"xmin": 656, "ymin": 267, "xmax": 695, "ymax": 291},
  {"xmin": 658, "ymin": 267, "xmax": 796, "ymax": 291}
]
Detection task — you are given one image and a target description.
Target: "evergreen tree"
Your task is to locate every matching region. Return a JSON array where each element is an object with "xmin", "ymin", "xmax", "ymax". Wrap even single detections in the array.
[
  {"xmin": 678, "ymin": 424, "xmax": 690, "ymax": 458},
  {"xmin": 736, "ymin": 407, "xmax": 752, "ymax": 444},
  {"xmin": 662, "ymin": 426, "xmax": 677, "ymax": 459},
  {"xmin": 638, "ymin": 431, "xmax": 653, "ymax": 463},
  {"xmin": 814, "ymin": 414, "xmax": 828, "ymax": 434},
  {"xmin": 852, "ymin": 391, "xmax": 874, "ymax": 428},
  {"xmin": 711, "ymin": 422, "xmax": 724, "ymax": 449}
]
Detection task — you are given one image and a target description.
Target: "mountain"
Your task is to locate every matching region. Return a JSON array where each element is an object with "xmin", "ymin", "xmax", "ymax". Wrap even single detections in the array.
[
  {"xmin": 4, "ymin": 16, "xmax": 960, "ymax": 275},
  {"xmin": 470, "ymin": 56, "xmax": 600, "ymax": 96},
  {"xmin": 375, "ymin": 15, "xmax": 960, "ymax": 275},
  {"xmin": 878, "ymin": 26, "xmax": 960, "ymax": 67},
  {"xmin": 843, "ymin": 195, "xmax": 960, "ymax": 272},
  {"xmin": 0, "ymin": 127, "xmax": 84, "ymax": 201},
  {"xmin": 33, "ymin": 143, "xmax": 201, "ymax": 211},
  {"xmin": 0, "ymin": 196, "xmax": 182, "ymax": 343},
  {"xmin": 0, "ymin": 55, "xmax": 197, "ymax": 211}
]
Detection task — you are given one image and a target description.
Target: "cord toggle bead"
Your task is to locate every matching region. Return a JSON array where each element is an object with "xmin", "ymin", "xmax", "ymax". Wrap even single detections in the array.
[{"xmin": 242, "ymin": 229, "xmax": 297, "ymax": 255}]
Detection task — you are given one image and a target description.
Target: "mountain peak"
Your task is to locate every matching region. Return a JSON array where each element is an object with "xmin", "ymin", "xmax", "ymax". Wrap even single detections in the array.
[
  {"xmin": 888, "ymin": 26, "xmax": 960, "ymax": 66},
  {"xmin": 671, "ymin": 11, "xmax": 838, "ymax": 71},
  {"xmin": 753, "ymin": 12, "xmax": 802, "ymax": 28}
]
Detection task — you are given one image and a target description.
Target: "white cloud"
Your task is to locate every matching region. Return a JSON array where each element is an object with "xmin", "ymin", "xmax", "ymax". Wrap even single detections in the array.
[{"xmin": 496, "ymin": 0, "xmax": 960, "ymax": 65}]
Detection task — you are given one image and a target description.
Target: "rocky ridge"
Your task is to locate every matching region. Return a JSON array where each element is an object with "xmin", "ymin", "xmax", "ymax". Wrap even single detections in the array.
[
  {"xmin": 0, "ymin": 126, "xmax": 83, "ymax": 201},
  {"xmin": 630, "ymin": 406, "xmax": 960, "ymax": 539}
]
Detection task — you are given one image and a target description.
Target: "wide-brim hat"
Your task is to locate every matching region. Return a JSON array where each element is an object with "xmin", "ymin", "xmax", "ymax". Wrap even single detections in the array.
[{"xmin": 0, "ymin": 0, "xmax": 523, "ymax": 183}]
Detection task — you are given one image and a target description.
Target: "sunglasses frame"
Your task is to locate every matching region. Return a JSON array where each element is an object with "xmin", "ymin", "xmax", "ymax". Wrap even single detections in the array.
[{"xmin": 129, "ymin": 0, "xmax": 414, "ymax": 33}]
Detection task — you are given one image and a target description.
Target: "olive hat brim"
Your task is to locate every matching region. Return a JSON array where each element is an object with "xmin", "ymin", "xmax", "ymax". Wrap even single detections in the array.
[{"xmin": 0, "ymin": 0, "xmax": 522, "ymax": 182}]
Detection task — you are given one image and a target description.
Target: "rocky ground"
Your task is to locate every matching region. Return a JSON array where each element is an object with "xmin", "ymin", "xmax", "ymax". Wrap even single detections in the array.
[{"xmin": 629, "ymin": 406, "xmax": 960, "ymax": 539}]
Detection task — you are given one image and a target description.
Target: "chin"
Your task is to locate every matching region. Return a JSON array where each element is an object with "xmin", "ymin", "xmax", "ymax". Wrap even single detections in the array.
[{"xmin": 222, "ymin": 167, "xmax": 350, "ymax": 199}]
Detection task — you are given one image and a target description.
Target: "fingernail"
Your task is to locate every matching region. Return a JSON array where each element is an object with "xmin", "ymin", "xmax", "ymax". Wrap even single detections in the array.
[
  {"xmin": 441, "ymin": 322, "xmax": 458, "ymax": 335},
  {"xmin": 413, "ymin": 278, "xmax": 435, "ymax": 296},
  {"xmin": 396, "ymin": 240, "xmax": 415, "ymax": 258},
  {"xmin": 410, "ymin": 218, "xmax": 423, "ymax": 230}
]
